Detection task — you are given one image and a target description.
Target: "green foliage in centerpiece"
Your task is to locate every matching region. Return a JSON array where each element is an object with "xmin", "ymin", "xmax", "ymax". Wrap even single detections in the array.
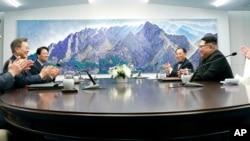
[{"xmin": 108, "ymin": 64, "xmax": 133, "ymax": 79}]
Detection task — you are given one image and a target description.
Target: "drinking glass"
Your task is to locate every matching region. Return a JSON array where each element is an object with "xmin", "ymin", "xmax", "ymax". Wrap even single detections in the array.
[
  {"xmin": 63, "ymin": 71, "xmax": 75, "ymax": 90},
  {"xmin": 181, "ymin": 69, "xmax": 192, "ymax": 83},
  {"xmin": 159, "ymin": 69, "xmax": 167, "ymax": 79}
]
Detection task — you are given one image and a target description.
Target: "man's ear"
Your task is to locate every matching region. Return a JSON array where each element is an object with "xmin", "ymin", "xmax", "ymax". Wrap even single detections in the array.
[
  {"xmin": 210, "ymin": 45, "xmax": 215, "ymax": 49},
  {"xmin": 14, "ymin": 47, "xmax": 19, "ymax": 53}
]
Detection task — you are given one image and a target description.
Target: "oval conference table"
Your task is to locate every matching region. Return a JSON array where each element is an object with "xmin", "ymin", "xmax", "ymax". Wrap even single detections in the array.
[{"xmin": 1, "ymin": 78, "xmax": 250, "ymax": 140}]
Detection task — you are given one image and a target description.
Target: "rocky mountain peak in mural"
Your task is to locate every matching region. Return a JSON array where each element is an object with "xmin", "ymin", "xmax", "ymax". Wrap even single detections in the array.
[{"xmin": 46, "ymin": 21, "xmax": 207, "ymax": 73}]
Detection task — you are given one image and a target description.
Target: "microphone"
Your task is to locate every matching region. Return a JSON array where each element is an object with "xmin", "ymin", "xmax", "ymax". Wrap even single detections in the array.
[
  {"xmin": 56, "ymin": 62, "xmax": 76, "ymax": 77},
  {"xmin": 81, "ymin": 69, "xmax": 100, "ymax": 90},
  {"xmin": 184, "ymin": 52, "xmax": 237, "ymax": 87},
  {"xmin": 56, "ymin": 63, "xmax": 61, "ymax": 67},
  {"xmin": 56, "ymin": 60, "xmax": 63, "ymax": 67}
]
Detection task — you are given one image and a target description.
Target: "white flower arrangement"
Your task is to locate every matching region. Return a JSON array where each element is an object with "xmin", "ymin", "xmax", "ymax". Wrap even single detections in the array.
[{"xmin": 108, "ymin": 64, "xmax": 133, "ymax": 79}]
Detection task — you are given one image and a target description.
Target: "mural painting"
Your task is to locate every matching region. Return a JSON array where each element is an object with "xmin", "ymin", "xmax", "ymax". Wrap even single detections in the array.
[{"xmin": 17, "ymin": 19, "xmax": 217, "ymax": 74}]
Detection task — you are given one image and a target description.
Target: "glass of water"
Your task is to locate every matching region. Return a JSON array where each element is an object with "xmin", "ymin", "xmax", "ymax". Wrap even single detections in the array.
[{"xmin": 159, "ymin": 69, "xmax": 167, "ymax": 79}]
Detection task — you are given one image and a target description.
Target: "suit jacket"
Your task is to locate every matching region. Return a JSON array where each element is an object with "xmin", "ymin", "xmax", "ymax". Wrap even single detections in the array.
[
  {"xmin": 193, "ymin": 50, "xmax": 234, "ymax": 81},
  {"xmin": 169, "ymin": 58, "xmax": 194, "ymax": 77},
  {"xmin": 3, "ymin": 55, "xmax": 43, "ymax": 89},
  {"xmin": 29, "ymin": 60, "xmax": 53, "ymax": 82},
  {"xmin": 29, "ymin": 59, "xmax": 43, "ymax": 75},
  {"xmin": 0, "ymin": 72, "xmax": 14, "ymax": 93}
]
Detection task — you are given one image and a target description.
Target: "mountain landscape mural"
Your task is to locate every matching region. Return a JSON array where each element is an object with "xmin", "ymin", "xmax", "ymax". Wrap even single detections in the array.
[{"xmin": 17, "ymin": 19, "xmax": 217, "ymax": 74}]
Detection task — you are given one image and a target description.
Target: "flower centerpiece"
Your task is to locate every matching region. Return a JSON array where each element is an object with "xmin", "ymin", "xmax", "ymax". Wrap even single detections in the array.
[{"xmin": 108, "ymin": 64, "xmax": 133, "ymax": 83}]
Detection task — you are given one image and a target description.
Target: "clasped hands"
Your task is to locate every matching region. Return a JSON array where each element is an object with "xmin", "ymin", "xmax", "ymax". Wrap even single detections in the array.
[
  {"xmin": 162, "ymin": 63, "xmax": 190, "ymax": 78},
  {"xmin": 8, "ymin": 56, "xmax": 34, "ymax": 77},
  {"xmin": 40, "ymin": 66, "xmax": 61, "ymax": 80},
  {"xmin": 8, "ymin": 56, "xmax": 61, "ymax": 80}
]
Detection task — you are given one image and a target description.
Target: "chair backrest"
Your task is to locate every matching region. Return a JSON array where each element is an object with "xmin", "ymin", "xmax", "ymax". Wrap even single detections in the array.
[{"xmin": 0, "ymin": 129, "xmax": 11, "ymax": 141}]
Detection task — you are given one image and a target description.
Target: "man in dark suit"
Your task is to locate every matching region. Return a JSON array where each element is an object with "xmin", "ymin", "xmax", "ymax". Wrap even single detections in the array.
[
  {"xmin": 3, "ymin": 38, "xmax": 55, "ymax": 89},
  {"xmin": 162, "ymin": 47, "xmax": 194, "ymax": 77},
  {"xmin": 192, "ymin": 36, "xmax": 234, "ymax": 81},
  {"xmin": 29, "ymin": 46, "xmax": 60, "ymax": 82}
]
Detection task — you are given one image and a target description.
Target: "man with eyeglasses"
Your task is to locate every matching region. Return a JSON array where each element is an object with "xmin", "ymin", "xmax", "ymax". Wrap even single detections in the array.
[{"xmin": 192, "ymin": 35, "xmax": 233, "ymax": 81}]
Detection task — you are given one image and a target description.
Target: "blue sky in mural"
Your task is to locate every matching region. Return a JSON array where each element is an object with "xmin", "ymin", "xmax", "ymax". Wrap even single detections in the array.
[{"xmin": 17, "ymin": 19, "xmax": 217, "ymax": 73}]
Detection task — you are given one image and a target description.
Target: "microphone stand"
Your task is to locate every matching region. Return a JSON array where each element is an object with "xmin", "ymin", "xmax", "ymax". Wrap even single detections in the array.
[
  {"xmin": 183, "ymin": 52, "xmax": 237, "ymax": 87},
  {"xmin": 137, "ymin": 71, "xmax": 141, "ymax": 77},
  {"xmin": 81, "ymin": 69, "xmax": 100, "ymax": 90},
  {"xmin": 190, "ymin": 52, "xmax": 237, "ymax": 82}
]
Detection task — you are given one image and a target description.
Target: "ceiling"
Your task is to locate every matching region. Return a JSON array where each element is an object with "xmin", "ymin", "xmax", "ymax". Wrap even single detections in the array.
[{"xmin": 0, "ymin": 0, "xmax": 250, "ymax": 12}]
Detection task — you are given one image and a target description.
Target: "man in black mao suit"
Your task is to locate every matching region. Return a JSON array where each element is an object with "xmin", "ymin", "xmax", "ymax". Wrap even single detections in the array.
[
  {"xmin": 29, "ymin": 46, "xmax": 60, "ymax": 82},
  {"xmin": 3, "ymin": 38, "xmax": 53, "ymax": 89},
  {"xmin": 192, "ymin": 36, "xmax": 233, "ymax": 81},
  {"xmin": 163, "ymin": 47, "xmax": 194, "ymax": 77}
]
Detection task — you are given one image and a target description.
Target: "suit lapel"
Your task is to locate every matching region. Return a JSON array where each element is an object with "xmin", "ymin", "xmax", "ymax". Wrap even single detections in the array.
[{"xmin": 178, "ymin": 59, "xmax": 187, "ymax": 70}]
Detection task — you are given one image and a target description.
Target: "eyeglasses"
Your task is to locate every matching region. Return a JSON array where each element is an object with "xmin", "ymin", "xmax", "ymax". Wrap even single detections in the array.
[
  {"xmin": 198, "ymin": 44, "xmax": 210, "ymax": 48},
  {"xmin": 19, "ymin": 46, "xmax": 30, "ymax": 50}
]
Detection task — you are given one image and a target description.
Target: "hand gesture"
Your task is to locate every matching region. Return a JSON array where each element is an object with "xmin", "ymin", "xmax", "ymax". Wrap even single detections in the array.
[
  {"xmin": 24, "ymin": 60, "xmax": 34, "ymax": 70},
  {"xmin": 177, "ymin": 69, "xmax": 184, "ymax": 78},
  {"xmin": 162, "ymin": 63, "xmax": 172, "ymax": 74},
  {"xmin": 49, "ymin": 67, "xmax": 61, "ymax": 78},
  {"xmin": 8, "ymin": 59, "xmax": 27, "ymax": 77},
  {"xmin": 39, "ymin": 66, "xmax": 52, "ymax": 79},
  {"xmin": 241, "ymin": 46, "xmax": 250, "ymax": 59}
]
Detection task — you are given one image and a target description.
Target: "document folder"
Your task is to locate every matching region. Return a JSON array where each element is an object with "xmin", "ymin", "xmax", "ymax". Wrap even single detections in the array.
[
  {"xmin": 158, "ymin": 77, "xmax": 181, "ymax": 81},
  {"xmin": 28, "ymin": 82, "xmax": 63, "ymax": 90}
]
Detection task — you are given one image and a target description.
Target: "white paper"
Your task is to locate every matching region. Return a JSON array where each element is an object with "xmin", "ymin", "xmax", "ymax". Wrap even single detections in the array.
[{"xmin": 220, "ymin": 78, "xmax": 239, "ymax": 85}]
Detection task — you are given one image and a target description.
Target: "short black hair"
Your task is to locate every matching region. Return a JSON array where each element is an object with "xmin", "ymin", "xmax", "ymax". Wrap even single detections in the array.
[
  {"xmin": 201, "ymin": 36, "xmax": 217, "ymax": 45},
  {"xmin": 175, "ymin": 47, "xmax": 187, "ymax": 53},
  {"xmin": 36, "ymin": 46, "xmax": 49, "ymax": 55}
]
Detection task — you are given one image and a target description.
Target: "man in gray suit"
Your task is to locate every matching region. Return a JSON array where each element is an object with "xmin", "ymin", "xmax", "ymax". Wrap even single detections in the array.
[
  {"xmin": 0, "ymin": 58, "xmax": 33, "ymax": 139},
  {"xmin": 0, "ymin": 58, "xmax": 32, "ymax": 93},
  {"xmin": 3, "ymin": 38, "xmax": 55, "ymax": 89}
]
